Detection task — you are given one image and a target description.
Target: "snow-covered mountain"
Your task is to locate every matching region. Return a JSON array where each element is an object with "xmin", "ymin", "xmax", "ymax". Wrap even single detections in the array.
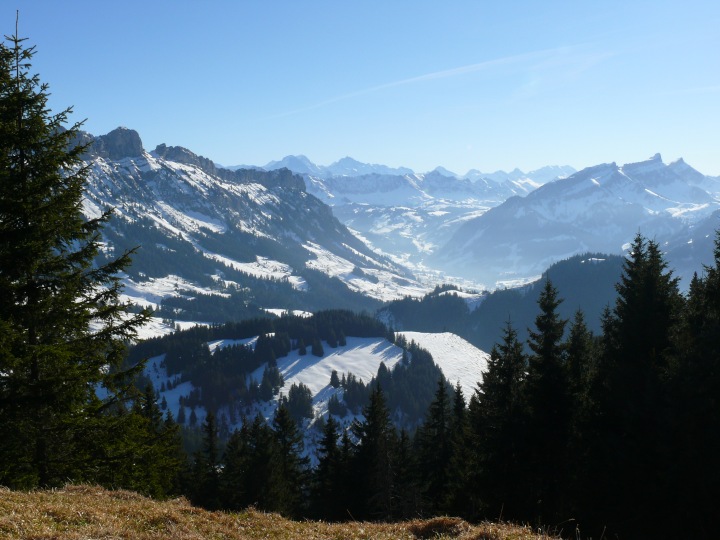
[
  {"xmin": 297, "ymin": 163, "xmax": 576, "ymax": 272},
  {"xmin": 264, "ymin": 155, "xmax": 415, "ymax": 179},
  {"xmin": 79, "ymin": 128, "xmax": 428, "ymax": 322},
  {"xmin": 434, "ymin": 154, "xmax": 720, "ymax": 287},
  {"xmin": 219, "ymin": 154, "xmax": 576, "ymax": 277}
]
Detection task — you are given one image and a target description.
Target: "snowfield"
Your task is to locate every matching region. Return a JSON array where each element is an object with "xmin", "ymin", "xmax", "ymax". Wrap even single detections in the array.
[
  {"xmin": 398, "ymin": 331, "xmax": 489, "ymax": 400},
  {"xmin": 250, "ymin": 337, "xmax": 406, "ymax": 398}
]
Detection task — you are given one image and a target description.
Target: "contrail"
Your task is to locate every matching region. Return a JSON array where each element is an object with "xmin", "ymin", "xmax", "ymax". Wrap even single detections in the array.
[{"xmin": 266, "ymin": 45, "xmax": 580, "ymax": 119}]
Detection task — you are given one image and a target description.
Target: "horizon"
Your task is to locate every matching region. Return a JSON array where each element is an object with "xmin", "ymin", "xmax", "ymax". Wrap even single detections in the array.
[
  {"xmin": 7, "ymin": 1, "xmax": 720, "ymax": 175},
  {"xmin": 90, "ymin": 125, "xmax": 712, "ymax": 178}
]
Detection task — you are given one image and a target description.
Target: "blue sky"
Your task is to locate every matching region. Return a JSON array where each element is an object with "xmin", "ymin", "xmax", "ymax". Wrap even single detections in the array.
[{"xmin": 7, "ymin": 1, "xmax": 720, "ymax": 175}]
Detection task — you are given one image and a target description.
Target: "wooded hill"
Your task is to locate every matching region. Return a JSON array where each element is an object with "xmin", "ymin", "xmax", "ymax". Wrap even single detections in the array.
[{"xmin": 381, "ymin": 253, "xmax": 626, "ymax": 351}]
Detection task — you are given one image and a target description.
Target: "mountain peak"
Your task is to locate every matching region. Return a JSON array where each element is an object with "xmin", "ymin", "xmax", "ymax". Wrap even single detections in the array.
[
  {"xmin": 265, "ymin": 155, "xmax": 321, "ymax": 176},
  {"xmin": 93, "ymin": 127, "xmax": 144, "ymax": 160},
  {"xmin": 430, "ymin": 166, "xmax": 458, "ymax": 178},
  {"xmin": 668, "ymin": 157, "xmax": 708, "ymax": 184},
  {"xmin": 325, "ymin": 157, "xmax": 413, "ymax": 178},
  {"xmin": 153, "ymin": 144, "xmax": 217, "ymax": 176},
  {"xmin": 335, "ymin": 156, "xmax": 362, "ymax": 165}
]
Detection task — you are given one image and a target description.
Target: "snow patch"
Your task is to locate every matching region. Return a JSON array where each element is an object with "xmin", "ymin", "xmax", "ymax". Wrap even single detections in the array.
[{"xmin": 398, "ymin": 331, "xmax": 489, "ymax": 401}]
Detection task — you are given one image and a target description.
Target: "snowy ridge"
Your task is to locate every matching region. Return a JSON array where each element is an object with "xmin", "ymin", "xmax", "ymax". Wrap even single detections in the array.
[
  {"xmin": 80, "ymin": 128, "xmax": 428, "ymax": 313},
  {"xmin": 435, "ymin": 154, "xmax": 720, "ymax": 288},
  {"xmin": 271, "ymin": 156, "xmax": 575, "ymax": 273}
]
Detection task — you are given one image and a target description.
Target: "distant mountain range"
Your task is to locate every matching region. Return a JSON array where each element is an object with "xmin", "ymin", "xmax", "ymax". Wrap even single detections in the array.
[
  {"xmin": 249, "ymin": 153, "xmax": 719, "ymax": 289},
  {"xmin": 79, "ymin": 127, "xmax": 720, "ymax": 330},
  {"xmin": 248, "ymin": 155, "xmax": 576, "ymax": 274},
  {"xmin": 255, "ymin": 154, "xmax": 576, "ymax": 184},
  {"xmin": 433, "ymin": 153, "xmax": 720, "ymax": 287}
]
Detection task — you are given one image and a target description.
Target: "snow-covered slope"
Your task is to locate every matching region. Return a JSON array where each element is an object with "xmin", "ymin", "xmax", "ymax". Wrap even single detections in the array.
[
  {"xmin": 303, "ymin": 169, "xmax": 572, "ymax": 275},
  {"xmin": 398, "ymin": 331, "xmax": 489, "ymax": 400},
  {"xmin": 434, "ymin": 154, "xmax": 720, "ymax": 288},
  {"xmin": 259, "ymin": 155, "xmax": 574, "ymax": 275},
  {"xmin": 143, "ymin": 331, "xmax": 489, "ymax": 455},
  {"xmin": 80, "ymin": 128, "xmax": 428, "ymax": 319}
]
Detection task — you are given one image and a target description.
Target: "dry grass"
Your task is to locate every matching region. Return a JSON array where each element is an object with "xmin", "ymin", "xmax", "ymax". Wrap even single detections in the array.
[{"xmin": 0, "ymin": 485, "xmax": 557, "ymax": 540}]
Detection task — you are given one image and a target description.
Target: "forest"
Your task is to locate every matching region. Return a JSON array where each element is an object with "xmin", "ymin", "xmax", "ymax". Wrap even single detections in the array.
[
  {"xmin": 173, "ymin": 233, "xmax": 720, "ymax": 539},
  {"xmin": 1, "ymin": 31, "xmax": 718, "ymax": 540}
]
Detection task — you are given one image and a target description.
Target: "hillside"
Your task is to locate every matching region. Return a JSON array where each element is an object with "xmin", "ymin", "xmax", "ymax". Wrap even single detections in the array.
[
  {"xmin": 301, "ymin": 164, "xmax": 571, "ymax": 273},
  {"xmin": 78, "ymin": 128, "xmax": 427, "ymax": 321},
  {"xmin": 0, "ymin": 485, "xmax": 556, "ymax": 540},
  {"xmin": 133, "ymin": 312, "xmax": 490, "ymax": 448},
  {"xmin": 382, "ymin": 254, "xmax": 626, "ymax": 352},
  {"xmin": 434, "ymin": 154, "xmax": 720, "ymax": 287}
]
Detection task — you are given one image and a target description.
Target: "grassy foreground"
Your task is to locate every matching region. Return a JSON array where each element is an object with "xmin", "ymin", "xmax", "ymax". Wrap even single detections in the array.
[{"xmin": 0, "ymin": 485, "xmax": 557, "ymax": 540}]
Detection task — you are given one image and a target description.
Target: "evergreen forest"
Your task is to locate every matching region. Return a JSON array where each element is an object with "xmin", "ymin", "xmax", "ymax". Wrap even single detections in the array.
[{"xmin": 1, "ymin": 32, "xmax": 719, "ymax": 540}]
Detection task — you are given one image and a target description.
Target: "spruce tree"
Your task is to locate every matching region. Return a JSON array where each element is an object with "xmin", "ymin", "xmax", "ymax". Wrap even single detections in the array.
[
  {"xmin": 665, "ymin": 232, "xmax": 720, "ymax": 537},
  {"xmin": 444, "ymin": 381, "xmax": 471, "ymax": 517},
  {"xmin": 221, "ymin": 422, "xmax": 250, "ymax": 510},
  {"xmin": 393, "ymin": 428, "xmax": 421, "ymax": 519},
  {"xmin": 0, "ymin": 33, "xmax": 150, "ymax": 488},
  {"xmin": 416, "ymin": 377, "xmax": 452, "ymax": 515},
  {"xmin": 190, "ymin": 411, "xmax": 221, "ymax": 509},
  {"xmin": 467, "ymin": 321, "xmax": 526, "ymax": 521},
  {"xmin": 243, "ymin": 414, "xmax": 275, "ymax": 509},
  {"xmin": 522, "ymin": 279, "xmax": 569, "ymax": 525},
  {"xmin": 585, "ymin": 234, "xmax": 682, "ymax": 537},
  {"xmin": 270, "ymin": 403, "xmax": 310, "ymax": 517},
  {"xmin": 350, "ymin": 384, "xmax": 398, "ymax": 520},
  {"xmin": 117, "ymin": 384, "xmax": 183, "ymax": 498},
  {"xmin": 311, "ymin": 415, "xmax": 344, "ymax": 520},
  {"xmin": 562, "ymin": 309, "xmax": 597, "ymax": 525}
]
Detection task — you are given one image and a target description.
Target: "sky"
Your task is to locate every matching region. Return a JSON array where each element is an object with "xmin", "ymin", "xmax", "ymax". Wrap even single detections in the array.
[{"xmin": 6, "ymin": 1, "xmax": 720, "ymax": 175}]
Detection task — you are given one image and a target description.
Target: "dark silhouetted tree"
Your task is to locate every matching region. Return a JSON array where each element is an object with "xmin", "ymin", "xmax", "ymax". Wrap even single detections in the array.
[
  {"xmin": 0, "ymin": 32, "xmax": 150, "ymax": 489},
  {"xmin": 522, "ymin": 279, "xmax": 569, "ymax": 524}
]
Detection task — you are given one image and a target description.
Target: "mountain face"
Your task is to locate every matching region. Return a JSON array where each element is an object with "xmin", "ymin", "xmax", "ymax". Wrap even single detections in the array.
[
  {"xmin": 291, "ymin": 160, "xmax": 576, "ymax": 271},
  {"xmin": 80, "ymin": 128, "xmax": 425, "ymax": 322},
  {"xmin": 433, "ymin": 154, "xmax": 720, "ymax": 287},
  {"xmin": 82, "ymin": 132, "xmax": 717, "ymax": 315}
]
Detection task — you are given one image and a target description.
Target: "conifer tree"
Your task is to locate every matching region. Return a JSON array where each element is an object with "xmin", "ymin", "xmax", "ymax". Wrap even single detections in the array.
[
  {"xmin": 311, "ymin": 338, "xmax": 324, "ymax": 357},
  {"xmin": 0, "ymin": 32, "xmax": 150, "ymax": 488},
  {"xmin": 467, "ymin": 321, "xmax": 526, "ymax": 521},
  {"xmin": 522, "ymin": 279, "xmax": 569, "ymax": 524},
  {"xmin": 444, "ymin": 381, "xmax": 471, "ymax": 517},
  {"xmin": 190, "ymin": 411, "xmax": 221, "ymax": 509},
  {"xmin": 117, "ymin": 384, "xmax": 183, "ymax": 498},
  {"xmin": 350, "ymin": 384, "xmax": 398, "ymax": 520},
  {"xmin": 311, "ymin": 415, "xmax": 344, "ymax": 520},
  {"xmin": 665, "ymin": 232, "xmax": 720, "ymax": 537},
  {"xmin": 221, "ymin": 422, "xmax": 250, "ymax": 510},
  {"xmin": 416, "ymin": 377, "xmax": 452, "ymax": 515},
  {"xmin": 330, "ymin": 369, "xmax": 340, "ymax": 388},
  {"xmin": 585, "ymin": 234, "xmax": 682, "ymax": 537},
  {"xmin": 565, "ymin": 310, "xmax": 594, "ymax": 399},
  {"xmin": 393, "ymin": 428, "xmax": 420, "ymax": 519},
  {"xmin": 243, "ymin": 414, "xmax": 275, "ymax": 509},
  {"xmin": 562, "ymin": 309, "xmax": 596, "ymax": 522},
  {"xmin": 270, "ymin": 403, "xmax": 310, "ymax": 517}
]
